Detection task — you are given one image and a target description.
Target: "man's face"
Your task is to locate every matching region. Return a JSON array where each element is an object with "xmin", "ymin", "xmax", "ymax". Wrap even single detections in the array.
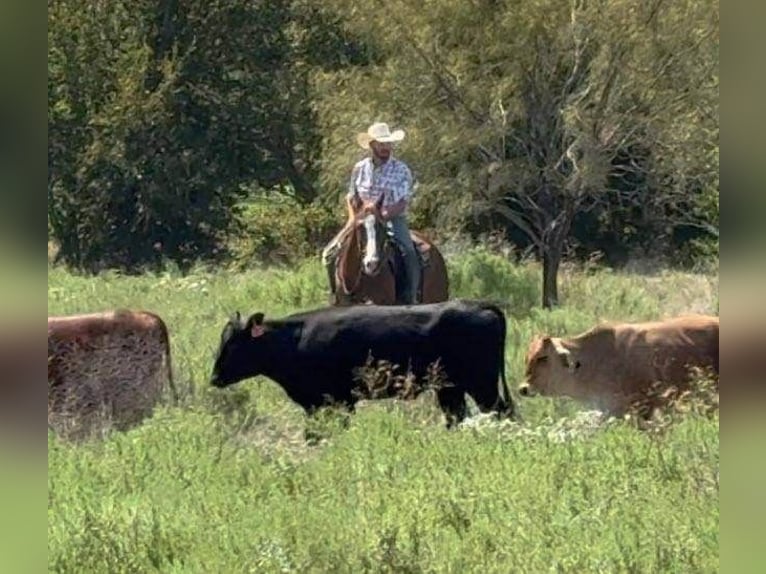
[{"xmin": 370, "ymin": 141, "xmax": 392, "ymax": 162}]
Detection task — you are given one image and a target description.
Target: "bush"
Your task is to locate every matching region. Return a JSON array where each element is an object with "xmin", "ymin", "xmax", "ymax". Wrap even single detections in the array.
[
  {"xmin": 448, "ymin": 246, "xmax": 540, "ymax": 317},
  {"xmin": 48, "ymin": 0, "xmax": 320, "ymax": 273},
  {"xmin": 228, "ymin": 196, "xmax": 345, "ymax": 268},
  {"xmin": 669, "ymin": 237, "xmax": 719, "ymax": 271}
]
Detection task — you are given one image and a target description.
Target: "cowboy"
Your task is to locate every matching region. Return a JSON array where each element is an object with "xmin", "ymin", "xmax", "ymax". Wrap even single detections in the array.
[{"xmin": 322, "ymin": 122, "xmax": 420, "ymax": 304}]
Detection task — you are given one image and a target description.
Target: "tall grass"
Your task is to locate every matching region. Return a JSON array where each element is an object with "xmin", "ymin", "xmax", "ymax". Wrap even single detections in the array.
[{"xmin": 48, "ymin": 249, "xmax": 719, "ymax": 572}]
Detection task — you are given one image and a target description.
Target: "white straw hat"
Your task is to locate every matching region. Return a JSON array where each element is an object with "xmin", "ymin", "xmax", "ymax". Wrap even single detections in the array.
[{"xmin": 356, "ymin": 122, "xmax": 405, "ymax": 149}]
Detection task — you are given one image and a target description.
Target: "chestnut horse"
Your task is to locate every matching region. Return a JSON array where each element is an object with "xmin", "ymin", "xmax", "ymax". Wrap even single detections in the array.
[{"xmin": 331, "ymin": 196, "xmax": 449, "ymax": 305}]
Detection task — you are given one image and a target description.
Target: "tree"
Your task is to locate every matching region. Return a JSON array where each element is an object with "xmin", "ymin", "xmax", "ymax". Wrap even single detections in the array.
[
  {"xmin": 309, "ymin": 0, "xmax": 718, "ymax": 307},
  {"xmin": 48, "ymin": 0, "xmax": 322, "ymax": 271}
]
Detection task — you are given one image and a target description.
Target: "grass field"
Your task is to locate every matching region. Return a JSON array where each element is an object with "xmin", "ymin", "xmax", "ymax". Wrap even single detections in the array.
[{"xmin": 47, "ymin": 248, "xmax": 719, "ymax": 573}]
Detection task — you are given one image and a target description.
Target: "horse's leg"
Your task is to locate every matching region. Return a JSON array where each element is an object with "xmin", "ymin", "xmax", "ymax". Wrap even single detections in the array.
[
  {"xmin": 421, "ymin": 247, "xmax": 449, "ymax": 303},
  {"xmin": 327, "ymin": 263, "xmax": 338, "ymax": 303},
  {"xmin": 382, "ymin": 267, "xmax": 397, "ymax": 304},
  {"xmin": 322, "ymin": 236, "xmax": 344, "ymax": 303},
  {"xmin": 359, "ymin": 270, "xmax": 396, "ymax": 305}
]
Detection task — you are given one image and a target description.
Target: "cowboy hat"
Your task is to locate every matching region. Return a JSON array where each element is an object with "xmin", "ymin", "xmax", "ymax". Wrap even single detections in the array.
[{"xmin": 356, "ymin": 122, "xmax": 405, "ymax": 149}]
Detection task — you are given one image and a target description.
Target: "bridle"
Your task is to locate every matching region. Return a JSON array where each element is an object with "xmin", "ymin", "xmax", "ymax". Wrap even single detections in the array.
[{"xmin": 337, "ymin": 196, "xmax": 389, "ymax": 297}]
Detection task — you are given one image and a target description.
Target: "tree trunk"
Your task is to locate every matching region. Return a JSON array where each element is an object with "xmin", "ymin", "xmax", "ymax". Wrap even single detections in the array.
[
  {"xmin": 542, "ymin": 245, "xmax": 561, "ymax": 309},
  {"xmin": 144, "ymin": 0, "xmax": 178, "ymax": 91},
  {"xmin": 540, "ymin": 192, "xmax": 576, "ymax": 309},
  {"xmin": 285, "ymin": 164, "xmax": 317, "ymax": 205}
]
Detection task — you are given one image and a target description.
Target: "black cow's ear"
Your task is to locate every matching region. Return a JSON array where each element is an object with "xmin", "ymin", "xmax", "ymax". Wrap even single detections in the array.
[
  {"xmin": 245, "ymin": 312, "xmax": 267, "ymax": 338},
  {"xmin": 245, "ymin": 312, "xmax": 264, "ymax": 328}
]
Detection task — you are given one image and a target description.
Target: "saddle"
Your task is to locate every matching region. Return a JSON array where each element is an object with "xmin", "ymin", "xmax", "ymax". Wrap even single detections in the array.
[
  {"xmin": 329, "ymin": 224, "xmax": 432, "ymax": 267},
  {"xmin": 385, "ymin": 232, "xmax": 433, "ymax": 268},
  {"xmin": 328, "ymin": 224, "xmax": 435, "ymax": 304},
  {"xmin": 411, "ymin": 233, "xmax": 433, "ymax": 267},
  {"xmin": 385, "ymin": 232, "xmax": 435, "ymax": 303}
]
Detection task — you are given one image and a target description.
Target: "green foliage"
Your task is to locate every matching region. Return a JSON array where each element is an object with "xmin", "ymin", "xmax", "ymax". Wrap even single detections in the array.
[
  {"xmin": 49, "ymin": 407, "xmax": 718, "ymax": 572},
  {"xmin": 448, "ymin": 246, "xmax": 540, "ymax": 318},
  {"xmin": 228, "ymin": 194, "xmax": 345, "ymax": 267},
  {"xmin": 47, "ymin": 0, "xmax": 326, "ymax": 272},
  {"xmin": 47, "ymin": 0, "xmax": 718, "ymax": 277},
  {"xmin": 310, "ymin": 0, "xmax": 719, "ymax": 271},
  {"xmin": 291, "ymin": 0, "xmax": 382, "ymax": 71},
  {"xmin": 48, "ymin": 257, "xmax": 718, "ymax": 572}
]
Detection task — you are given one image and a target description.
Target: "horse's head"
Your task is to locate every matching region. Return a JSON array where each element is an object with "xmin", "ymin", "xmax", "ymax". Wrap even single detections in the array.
[{"xmin": 351, "ymin": 194, "xmax": 388, "ymax": 277}]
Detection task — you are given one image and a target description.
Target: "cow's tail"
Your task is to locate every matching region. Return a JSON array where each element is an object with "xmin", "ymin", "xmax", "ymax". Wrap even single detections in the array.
[
  {"xmin": 481, "ymin": 302, "xmax": 515, "ymax": 420},
  {"xmin": 156, "ymin": 317, "xmax": 178, "ymax": 406}
]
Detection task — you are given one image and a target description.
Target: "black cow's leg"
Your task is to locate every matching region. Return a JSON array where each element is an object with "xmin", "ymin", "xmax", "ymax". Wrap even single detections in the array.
[
  {"xmin": 436, "ymin": 387, "xmax": 467, "ymax": 429},
  {"xmin": 339, "ymin": 398, "xmax": 356, "ymax": 429},
  {"xmin": 303, "ymin": 408, "xmax": 321, "ymax": 445},
  {"xmin": 472, "ymin": 389, "xmax": 512, "ymax": 420},
  {"xmin": 466, "ymin": 366, "xmax": 515, "ymax": 421},
  {"xmin": 302, "ymin": 395, "xmax": 358, "ymax": 442}
]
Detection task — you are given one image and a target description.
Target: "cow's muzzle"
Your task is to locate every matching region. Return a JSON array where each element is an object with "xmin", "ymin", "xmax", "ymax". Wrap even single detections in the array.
[
  {"xmin": 518, "ymin": 383, "xmax": 532, "ymax": 397},
  {"xmin": 209, "ymin": 373, "xmax": 227, "ymax": 388}
]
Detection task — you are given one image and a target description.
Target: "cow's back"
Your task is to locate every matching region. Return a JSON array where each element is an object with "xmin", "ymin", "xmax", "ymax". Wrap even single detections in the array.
[
  {"xmin": 283, "ymin": 300, "xmax": 505, "ymax": 393},
  {"xmin": 615, "ymin": 315, "xmax": 718, "ymax": 381},
  {"xmin": 48, "ymin": 310, "xmax": 173, "ymax": 437},
  {"xmin": 294, "ymin": 300, "xmax": 499, "ymax": 354}
]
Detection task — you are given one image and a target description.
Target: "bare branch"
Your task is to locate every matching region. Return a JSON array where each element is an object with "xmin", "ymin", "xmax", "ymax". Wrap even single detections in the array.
[
  {"xmin": 644, "ymin": 0, "xmax": 666, "ymax": 26},
  {"xmin": 505, "ymin": 189, "xmax": 546, "ymax": 218},
  {"xmin": 476, "ymin": 144, "xmax": 501, "ymax": 163},
  {"xmin": 387, "ymin": 4, "xmax": 488, "ymax": 126},
  {"xmin": 668, "ymin": 220, "xmax": 719, "ymax": 239},
  {"xmin": 474, "ymin": 195, "xmax": 543, "ymax": 250},
  {"xmin": 593, "ymin": 45, "xmax": 627, "ymax": 124},
  {"xmin": 561, "ymin": 0, "xmax": 590, "ymax": 102}
]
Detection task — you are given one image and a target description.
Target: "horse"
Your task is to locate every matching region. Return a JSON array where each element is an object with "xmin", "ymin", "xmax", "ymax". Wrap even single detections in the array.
[{"xmin": 330, "ymin": 195, "xmax": 449, "ymax": 306}]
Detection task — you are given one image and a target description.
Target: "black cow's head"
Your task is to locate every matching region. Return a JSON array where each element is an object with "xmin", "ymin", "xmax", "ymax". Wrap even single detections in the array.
[{"xmin": 210, "ymin": 311, "xmax": 270, "ymax": 388}]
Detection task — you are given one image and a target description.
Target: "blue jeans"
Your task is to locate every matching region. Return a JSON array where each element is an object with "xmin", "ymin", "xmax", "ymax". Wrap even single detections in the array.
[{"xmin": 387, "ymin": 215, "xmax": 420, "ymax": 304}]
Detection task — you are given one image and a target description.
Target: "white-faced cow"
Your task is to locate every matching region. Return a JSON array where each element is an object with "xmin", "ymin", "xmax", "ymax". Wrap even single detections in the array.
[
  {"xmin": 210, "ymin": 300, "xmax": 515, "ymax": 428},
  {"xmin": 48, "ymin": 309, "xmax": 175, "ymax": 436},
  {"xmin": 518, "ymin": 314, "xmax": 719, "ymax": 417}
]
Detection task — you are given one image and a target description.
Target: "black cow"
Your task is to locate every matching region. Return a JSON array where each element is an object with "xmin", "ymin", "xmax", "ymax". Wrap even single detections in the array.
[{"xmin": 210, "ymin": 299, "xmax": 515, "ymax": 428}]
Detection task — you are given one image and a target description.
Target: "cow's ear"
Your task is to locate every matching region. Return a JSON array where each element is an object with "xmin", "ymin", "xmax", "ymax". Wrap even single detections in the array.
[
  {"xmin": 541, "ymin": 336, "xmax": 557, "ymax": 354},
  {"xmin": 548, "ymin": 337, "xmax": 575, "ymax": 371},
  {"xmin": 246, "ymin": 312, "xmax": 266, "ymax": 338}
]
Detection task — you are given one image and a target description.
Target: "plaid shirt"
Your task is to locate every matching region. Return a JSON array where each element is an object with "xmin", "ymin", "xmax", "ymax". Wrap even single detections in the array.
[{"xmin": 346, "ymin": 156, "xmax": 413, "ymax": 207}]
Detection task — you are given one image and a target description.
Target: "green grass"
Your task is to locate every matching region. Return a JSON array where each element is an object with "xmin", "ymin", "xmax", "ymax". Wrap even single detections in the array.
[{"xmin": 48, "ymin": 250, "xmax": 719, "ymax": 573}]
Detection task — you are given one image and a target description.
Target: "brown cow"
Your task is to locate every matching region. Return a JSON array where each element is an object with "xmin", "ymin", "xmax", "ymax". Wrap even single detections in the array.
[
  {"xmin": 518, "ymin": 314, "xmax": 719, "ymax": 417},
  {"xmin": 48, "ymin": 309, "xmax": 175, "ymax": 437}
]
